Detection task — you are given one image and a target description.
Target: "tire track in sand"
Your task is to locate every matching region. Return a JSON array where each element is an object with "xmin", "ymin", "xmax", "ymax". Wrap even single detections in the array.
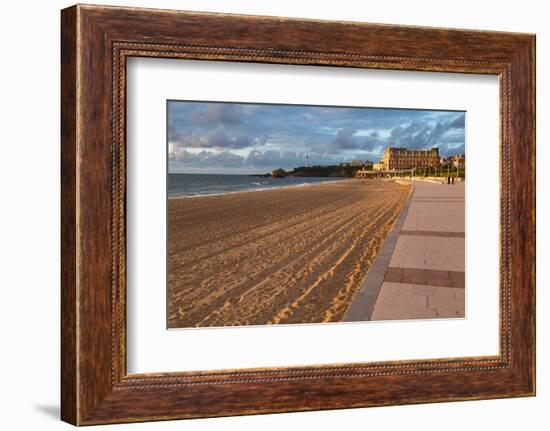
[{"xmin": 167, "ymin": 180, "xmax": 410, "ymax": 328}]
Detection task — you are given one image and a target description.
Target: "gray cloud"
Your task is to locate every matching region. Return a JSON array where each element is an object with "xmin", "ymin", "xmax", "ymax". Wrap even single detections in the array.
[
  {"xmin": 168, "ymin": 101, "xmax": 466, "ymax": 172},
  {"xmin": 170, "ymin": 149, "xmax": 246, "ymax": 168},
  {"xmin": 388, "ymin": 113, "xmax": 465, "ymax": 153},
  {"xmin": 334, "ymin": 127, "xmax": 358, "ymax": 149},
  {"xmin": 186, "ymin": 103, "xmax": 243, "ymax": 126},
  {"xmin": 169, "ymin": 148, "xmax": 350, "ymax": 173},
  {"xmin": 245, "ymin": 150, "xmax": 308, "ymax": 169},
  {"xmin": 208, "ymin": 126, "xmax": 253, "ymax": 149},
  {"xmin": 331, "ymin": 128, "xmax": 385, "ymax": 153},
  {"xmin": 171, "ymin": 125, "xmax": 266, "ymax": 150},
  {"xmin": 450, "ymin": 114, "xmax": 465, "ymax": 128},
  {"xmin": 206, "ymin": 104, "xmax": 242, "ymax": 125}
]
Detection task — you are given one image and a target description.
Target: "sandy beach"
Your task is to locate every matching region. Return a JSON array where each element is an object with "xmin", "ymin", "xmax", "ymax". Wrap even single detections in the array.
[{"xmin": 167, "ymin": 179, "xmax": 411, "ymax": 328}]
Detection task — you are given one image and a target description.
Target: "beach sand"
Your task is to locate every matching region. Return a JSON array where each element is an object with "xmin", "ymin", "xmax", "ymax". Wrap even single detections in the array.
[{"xmin": 167, "ymin": 179, "xmax": 411, "ymax": 328}]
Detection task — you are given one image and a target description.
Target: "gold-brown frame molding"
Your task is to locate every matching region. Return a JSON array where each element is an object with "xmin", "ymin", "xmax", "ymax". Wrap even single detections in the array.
[{"xmin": 61, "ymin": 4, "xmax": 535, "ymax": 425}]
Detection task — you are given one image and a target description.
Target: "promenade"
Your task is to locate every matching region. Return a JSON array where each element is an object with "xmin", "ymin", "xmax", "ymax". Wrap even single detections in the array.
[{"xmin": 344, "ymin": 179, "xmax": 465, "ymax": 322}]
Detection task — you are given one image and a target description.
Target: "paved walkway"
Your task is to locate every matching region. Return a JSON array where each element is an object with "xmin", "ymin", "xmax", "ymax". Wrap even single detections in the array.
[{"xmin": 344, "ymin": 179, "xmax": 465, "ymax": 322}]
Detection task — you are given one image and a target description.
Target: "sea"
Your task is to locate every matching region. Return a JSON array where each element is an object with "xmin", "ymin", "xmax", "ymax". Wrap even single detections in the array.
[{"xmin": 168, "ymin": 173, "xmax": 348, "ymax": 198}]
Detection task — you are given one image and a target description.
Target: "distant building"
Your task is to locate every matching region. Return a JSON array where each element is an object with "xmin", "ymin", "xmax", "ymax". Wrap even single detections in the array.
[
  {"xmin": 453, "ymin": 154, "xmax": 465, "ymax": 168},
  {"xmin": 380, "ymin": 147, "xmax": 440, "ymax": 170},
  {"xmin": 351, "ymin": 159, "xmax": 372, "ymax": 167},
  {"xmin": 355, "ymin": 168, "xmax": 378, "ymax": 179},
  {"xmin": 339, "ymin": 162, "xmax": 351, "ymax": 167},
  {"xmin": 440, "ymin": 156, "xmax": 454, "ymax": 167},
  {"xmin": 372, "ymin": 162, "xmax": 384, "ymax": 171}
]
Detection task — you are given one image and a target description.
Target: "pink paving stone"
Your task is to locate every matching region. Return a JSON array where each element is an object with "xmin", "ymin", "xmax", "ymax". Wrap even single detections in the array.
[
  {"xmin": 428, "ymin": 289, "xmax": 465, "ymax": 317},
  {"xmin": 410, "ymin": 308, "xmax": 440, "ymax": 319},
  {"xmin": 371, "ymin": 282, "xmax": 432, "ymax": 321},
  {"xmin": 369, "ymin": 180, "xmax": 465, "ymax": 321},
  {"xmin": 389, "ymin": 236, "xmax": 465, "ymax": 272},
  {"xmin": 402, "ymin": 181, "xmax": 464, "ymax": 232}
]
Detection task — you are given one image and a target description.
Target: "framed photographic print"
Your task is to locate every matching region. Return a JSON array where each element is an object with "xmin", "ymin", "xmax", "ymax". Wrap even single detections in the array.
[
  {"xmin": 163, "ymin": 100, "xmax": 464, "ymax": 329},
  {"xmin": 61, "ymin": 4, "xmax": 535, "ymax": 425}
]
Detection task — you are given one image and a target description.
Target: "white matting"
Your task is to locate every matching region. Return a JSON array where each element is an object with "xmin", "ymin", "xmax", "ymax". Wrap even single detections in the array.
[{"xmin": 126, "ymin": 57, "xmax": 500, "ymax": 373}]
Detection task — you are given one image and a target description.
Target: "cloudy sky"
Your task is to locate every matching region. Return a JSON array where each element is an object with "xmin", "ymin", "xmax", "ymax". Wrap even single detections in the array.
[{"xmin": 168, "ymin": 101, "xmax": 465, "ymax": 174}]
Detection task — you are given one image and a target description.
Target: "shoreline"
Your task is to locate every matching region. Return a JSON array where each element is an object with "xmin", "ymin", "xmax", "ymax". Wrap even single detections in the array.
[
  {"xmin": 167, "ymin": 179, "xmax": 411, "ymax": 328},
  {"xmin": 168, "ymin": 177, "xmax": 355, "ymax": 200}
]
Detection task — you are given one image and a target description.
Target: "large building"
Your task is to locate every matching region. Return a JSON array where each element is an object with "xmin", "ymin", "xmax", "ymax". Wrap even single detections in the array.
[
  {"xmin": 380, "ymin": 147, "xmax": 440, "ymax": 170},
  {"xmin": 440, "ymin": 156, "xmax": 454, "ymax": 167},
  {"xmin": 351, "ymin": 159, "xmax": 372, "ymax": 167},
  {"xmin": 453, "ymin": 154, "xmax": 465, "ymax": 168}
]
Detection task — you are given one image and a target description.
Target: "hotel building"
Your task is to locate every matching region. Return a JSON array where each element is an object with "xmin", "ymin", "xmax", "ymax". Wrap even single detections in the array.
[
  {"xmin": 453, "ymin": 154, "xmax": 465, "ymax": 168},
  {"xmin": 380, "ymin": 147, "xmax": 440, "ymax": 170}
]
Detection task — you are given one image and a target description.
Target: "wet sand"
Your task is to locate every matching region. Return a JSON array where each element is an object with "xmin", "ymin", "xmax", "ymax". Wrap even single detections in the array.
[{"xmin": 167, "ymin": 179, "xmax": 411, "ymax": 328}]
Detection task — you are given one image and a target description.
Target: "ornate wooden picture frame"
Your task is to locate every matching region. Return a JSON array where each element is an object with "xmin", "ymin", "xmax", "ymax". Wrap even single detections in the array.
[{"xmin": 61, "ymin": 4, "xmax": 535, "ymax": 425}]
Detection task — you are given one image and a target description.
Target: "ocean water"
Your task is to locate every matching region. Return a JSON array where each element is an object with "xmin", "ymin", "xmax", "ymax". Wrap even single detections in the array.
[{"xmin": 168, "ymin": 173, "xmax": 348, "ymax": 198}]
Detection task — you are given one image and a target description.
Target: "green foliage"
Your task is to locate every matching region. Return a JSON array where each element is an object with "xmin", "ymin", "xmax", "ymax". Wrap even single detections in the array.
[
  {"xmin": 414, "ymin": 167, "xmax": 465, "ymax": 179},
  {"xmin": 278, "ymin": 164, "xmax": 465, "ymax": 179},
  {"xmin": 288, "ymin": 165, "xmax": 368, "ymax": 178}
]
